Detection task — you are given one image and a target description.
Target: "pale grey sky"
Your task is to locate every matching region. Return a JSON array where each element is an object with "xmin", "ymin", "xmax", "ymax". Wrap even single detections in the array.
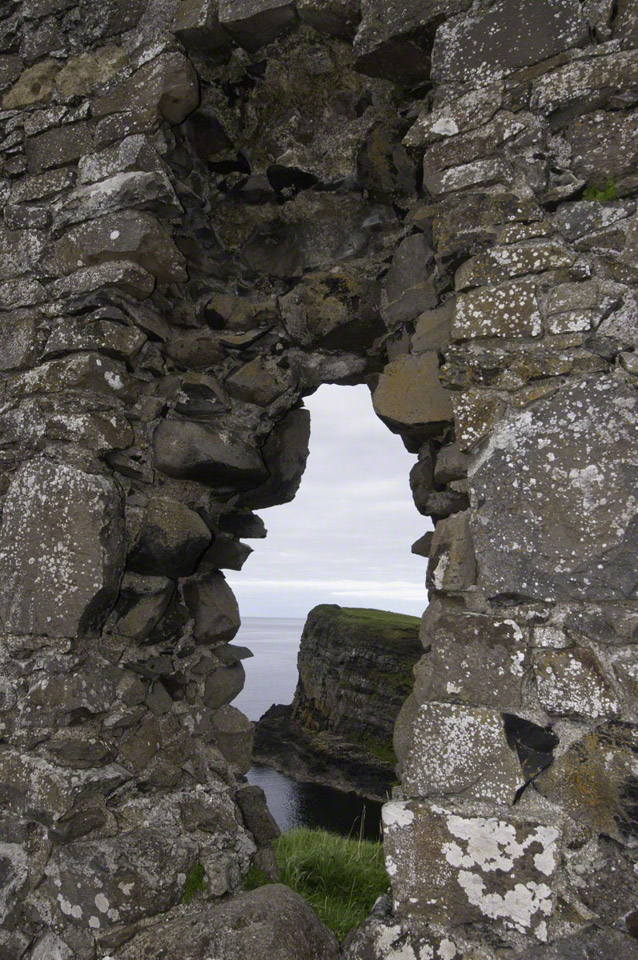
[{"xmin": 227, "ymin": 384, "xmax": 431, "ymax": 618}]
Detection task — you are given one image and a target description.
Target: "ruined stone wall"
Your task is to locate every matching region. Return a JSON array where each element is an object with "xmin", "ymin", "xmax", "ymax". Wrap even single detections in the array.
[{"xmin": 0, "ymin": 1, "xmax": 636, "ymax": 958}]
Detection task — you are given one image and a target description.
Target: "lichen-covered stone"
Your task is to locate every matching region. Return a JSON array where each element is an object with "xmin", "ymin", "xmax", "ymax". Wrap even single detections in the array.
[
  {"xmin": 453, "ymin": 280, "xmax": 542, "ymax": 340},
  {"xmin": 427, "ymin": 511, "xmax": 477, "ymax": 594},
  {"xmin": 0, "ymin": 457, "xmax": 124, "ymax": 636},
  {"xmin": 432, "ymin": 0, "xmax": 589, "ymax": 85},
  {"xmin": 380, "ymin": 235, "xmax": 438, "ymax": 328},
  {"xmin": 128, "ymin": 497, "xmax": 211, "ymax": 577},
  {"xmin": 402, "ymin": 703, "xmax": 524, "ymax": 803},
  {"xmin": 92, "ymin": 52, "xmax": 199, "ymax": 125},
  {"xmin": 470, "ymin": 377, "xmax": 638, "ymax": 602},
  {"xmin": 533, "ymin": 648, "xmax": 620, "ymax": 719},
  {"xmin": 172, "ymin": 0, "xmax": 232, "ymax": 54},
  {"xmin": 383, "ymin": 801, "xmax": 560, "ymax": 938}
]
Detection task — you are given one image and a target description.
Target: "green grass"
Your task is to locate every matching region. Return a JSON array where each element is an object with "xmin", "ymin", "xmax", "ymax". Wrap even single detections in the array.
[
  {"xmin": 245, "ymin": 828, "xmax": 390, "ymax": 940},
  {"xmin": 182, "ymin": 863, "xmax": 206, "ymax": 904},
  {"xmin": 583, "ymin": 179, "xmax": 619, "ymax": 202},
  {"xmin": 330, "ymin": 606, "xmax": 421, "ymax": 630}
]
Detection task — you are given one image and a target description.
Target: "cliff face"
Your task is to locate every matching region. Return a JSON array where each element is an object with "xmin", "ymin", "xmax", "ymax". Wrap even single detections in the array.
[{"xmin": 254, "ymin": 605, "xmax": 423, "ymax": 799}]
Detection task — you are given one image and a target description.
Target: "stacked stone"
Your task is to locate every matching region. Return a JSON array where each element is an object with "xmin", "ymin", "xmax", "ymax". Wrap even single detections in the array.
[{"xmin": 0, "ymin": 1, "xmax": 636, "ymax": 958}]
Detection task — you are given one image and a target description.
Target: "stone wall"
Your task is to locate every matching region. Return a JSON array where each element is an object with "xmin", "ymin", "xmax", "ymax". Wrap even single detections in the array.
[{"xmin": 0, "ymin": 1, "xmax": 636, "ymax": 958}]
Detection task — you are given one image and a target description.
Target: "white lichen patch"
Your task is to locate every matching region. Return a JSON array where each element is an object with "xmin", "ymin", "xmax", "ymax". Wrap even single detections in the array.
[{"xmin": 383, "ymin": 802, "xmax": 415, "ymax": 829}]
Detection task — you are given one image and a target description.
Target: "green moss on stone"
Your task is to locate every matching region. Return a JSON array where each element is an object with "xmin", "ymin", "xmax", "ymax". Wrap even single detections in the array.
[
  {"xmin": 182, "ymin": 863, "xmax": 207, "ymax": 904},
  {"xmin": 583, "ymin": 179, "xmax": 619, "ymax": 202}
]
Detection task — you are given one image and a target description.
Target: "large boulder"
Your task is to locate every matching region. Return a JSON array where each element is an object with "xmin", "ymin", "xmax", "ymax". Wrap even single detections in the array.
[
  {"xmin": 372, "ymin": 353, "xmax": 453, "ymax": 450},
  {"xmin": 182, "ymin": 571, "xmax": 241, "ymax": 644},
  {"xmin": 127, "ymin": 497, "xmax": 212, "ymax": 578},
  {"xmin": 240, "ymin": 408, "xmax": 310, "ymax": 510},
  {"xmin": 114, "ymin": 883, "xmax": 339, "ymax": 959},
  {"xmin": 0, "ymin": 457, "xmax": 125, "ymax": 637}
]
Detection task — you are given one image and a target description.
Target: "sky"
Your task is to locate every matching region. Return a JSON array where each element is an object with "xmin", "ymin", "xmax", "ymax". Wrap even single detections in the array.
[{"xmin": 226, "ymin": 384, "xmax": 431, "ymax": 619}]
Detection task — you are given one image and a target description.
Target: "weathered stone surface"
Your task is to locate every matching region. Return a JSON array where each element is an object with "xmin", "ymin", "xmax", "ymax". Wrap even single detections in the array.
[
  {"xmin": 172, "ymin": 0, "xmax": 232, "ymax": 54},
  {"xmin": 372, "ymin": 354, "xmax": 453, "ymax": 448},
  {"xmin": 111, "ymin": 572, "xmax": 174, "ymax": 639},
  {"xmin": 218, "ymin": 0, "xmax": 297, "ymax": 51},
  {"xmin": 432, "ymin": 0, "xmax": 589, "ymax": 85},
  {"xmin": 282, "ymin": 269, "xmax": 383, "ymax": 352},
  {"xmin": 381, "ymin": 235, "xmax": 438, "ymax": 328},
  {"xmin": 201, "ymin": 534, "xmax": 252, "ymax": 571},
  {"xmin": 44, "ymin": 314, "xmax": 147, "ymax": 360},
  {"xmin": 241, "ymin": 408, "xmax": 310, "ymax": 509},
  {"xmin": 55, "ymin": 43, "xmax": 128, "ymax": 98},
  {"xmin": 383, "ymin": 801, "xmax": 560, "ymax": 937},
  {"xmin": 470, "ymin": 377, "xmax": 638, "ymax": 602},
  {"xmin": 455, "ymin": 241, "xmax": 575, "ymax": 291},
  {"xmin": 25, "ymin": 121, "xmax": 93, "ymax": 173},
  {"xmin": 517, "ymin": 927, "xmax": 638, "ymax": 960},
  {"xmin": 0, "ymin": 457, "xmax": 124, "ymax": 636},
  {"xmin": 453, "ymin": 280, "xmax": 542, "ymax": 340},
  {"xmin": 55, "ymin": 170, "xmax": 183, "ymax": 228},
  {"xmin": 54, "ymin": 210, "xmax": 187, "ymax": 282},
  {"xmin": 92, "ymin": 52, "xmax": 199, "ymax": 125},
  {"xmin": 226, "ymin": 356, "xmax": 294, "ymax": 406},
  {"xmin": 154, "ymin": 420, "xmax": 268, "ymax": 488},
  {"xmin": 405, "ymin": 84, "xmax": 503, "ymax": 148},
  {"xmin": 427, "ymin": 511, "xmax": 476, "ymax": 594},
  {"xmin": 115, "ymin": 884, "xmax": 339, "ymax": 959},
  {"xmin": 297, "ymin": 0, "xmax": 359, "ymax": 40},
  {"xmin": 566, "ymin": 110, "xmax": 638, "ymax": 197},
  {"xmin": 535, "ymin": 721, "xmax": 638, "ymax": 839},
  {"xmin": 533, "ymin": 648, "xmax": 619, "ymax": 719},
  {"xmin": 211, "ymin": 704, "xmax": 253, "ymax": 773},
  {"xmin": 2, "ymin": 58, "xmax": 59, "ymax": 108},
  {"xmin": 353, "ymin": 0, "xmax": 471, "ymax": 84},
  {"xmin": 50, "ymin": 261, "xmax": 156, "ymax": 300},
  {"xmin": 182, "ymin": 570, "xmax": 241, "ymax": 643},
  {"xmin": 128, "ymin": 497, "xmax": 211, "ymax": 577},
  {"xmin": 0, "ymin": 310, "xmax": 40, "ymax": 370},
  {"xmin": 530, "ymin": 50, "xmax": 638, "ymax": 117},
  {"xmin": 421, "ymin": 610, "xmax": 527, "ymax": 711},
  {"xmin": 204, "ymin": 658, "xmax": 245, "ymax": 708},
  {"xmin": 402, "ymin": 703, "xmax": 524, "ymax": 803}
]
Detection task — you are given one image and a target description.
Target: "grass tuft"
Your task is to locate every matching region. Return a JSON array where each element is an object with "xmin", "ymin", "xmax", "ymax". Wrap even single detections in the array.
[
  {"xmin": 245, "ymin": 827, "xmax": 389, "ymax": 940},
  {"xmin": 182, "ymin": 863, "xmax": 207, "ymax": 904},
  {"xmin": 583, "ymin": 179, "xmax": 619, "ymax": 202}
]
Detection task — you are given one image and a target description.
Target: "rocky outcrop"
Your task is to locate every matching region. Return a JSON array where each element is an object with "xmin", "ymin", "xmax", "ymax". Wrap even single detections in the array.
[
  {"xmin": 254, "ymin": 605, "xmax": 422, "ymax": 799},
  {"xmin": 1, "ymin": 1, "xmax": 637, "ymax": 958}
]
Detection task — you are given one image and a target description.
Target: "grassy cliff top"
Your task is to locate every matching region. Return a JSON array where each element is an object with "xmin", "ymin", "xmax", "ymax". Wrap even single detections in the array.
[{"xmin": 307, "ymin": 604, "xmax": 421, "ymax": 637}]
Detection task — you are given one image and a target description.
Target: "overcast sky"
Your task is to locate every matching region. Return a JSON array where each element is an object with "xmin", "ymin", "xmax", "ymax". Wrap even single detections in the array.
[{"xmin": 226, "ymin": 384, "xmax": 431, "ymax": 619}]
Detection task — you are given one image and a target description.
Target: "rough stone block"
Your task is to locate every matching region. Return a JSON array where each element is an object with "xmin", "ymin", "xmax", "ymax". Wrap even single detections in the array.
[
  {"xmin": 0, "ymin": 311, "xmax": 40, "ymax": 371},
  {"xmin": 470, "ymin": 377, "xmax": 638, "ymax": 602},
  {"xmin": 204, "ymin": 659, "xmax": 246, "ymax": 708},
  {"xmin": 55, "ymin": 43, "xmax": 128, "ymax": 98},
  {"xmin": 54, "ymin": 210, "xmax": 187, "ymax": 282},
  {"xmin": 240, "ymin": 408, "xmax": 310, "ymax": 509},
  {"xmin": 0, "ymin": 457, "xmax": 125, "ymax": 637},
  {"xmin": 77, "ymin": 135, "xmax": 166, "ymax": 185},
  {"xmin": 44, "ymin": 314, "xmax": 147, "ymax": 361},
  {"xmin": 530, "ymin": 50, "xmax": 638, "ymax": 117},
  {"xmin": 218, "ymin": 0, "xmax": 297, "ymax": 51},
  {"xmin": 381, "ymin": 235, "xmax": 438, "ymax": 328},
  {"xmin": 383, "ymin": 801, "xmax": 560, "ymax": 939},
  {"xmin": 297, "ymin": 0, "xmax": 360, "ymax": 40},
  {"xmin": 402, "ymin": 703, "xmax": 524, "ymax": 803},
  {"xmin": 424, "ymin": 612, "xmax": 527, "ymax": 711},
  {"xmin": 154, "ymin": 420, "xmax": 268, "ymax": 489},
  {"xmin": 111, "ymin": 573, "xmax": 174, "ymax": 640},
  {"xmin": 518, "ymin": 928, "xmax": 638, "ymax": 960},
  {"xmin": 127, "ymin": 497, "xmax": 211, "ymax": 578},
  {"xmin": 453, "ymin": 280, "xmax": 542, "ymax": 340},
  {"xmin": 211, "ymin": 704, "xmax": 253, "ymax": 773},
  {"xmin": 353, "ymin": 0, "xmax": 471, "ymax": 85},
  {"xmin": 92, "ymin": 52, "xmax": 199, "ymax": 126},
  {"xmin": 533, "ymin": 648, "xmax": 619, "ymax": 719},
  {"xmin": 405, "ymin": 83, "xmax": 503, "ymax": 148},
  {"xmin": 49, "ymin": 262, "xmax": 156, "ymax": 300},
  {"xmin": 455, "ymin": 242, "xmax": 575, "ymax": 292},
  {"xmin": 116, "ymin": 884, "xmax": 339, "ymax": 959},
  {"xmin": 566, "ymin": 110, "xmax": 638, "ymax": 198},
  {"xmin": 182, "ymin": 571, "xmax": 241, "ymax": 644},
  {"xmin": 54, "ymin": 170, "xmax": 183, "ymax": 229},
  {"xmin": 226, "ymin": 356, "xmax": 293, "ymax": 406},
  {"xmin": 0, "ymin": 226, "xmax": 45, "ymax": 280},
  {"xmin": 2, "ymin": 58, "xmax": 59, "ymax": 108},
  {"xmin": 432, "ymin": 0, "xmax": 589, "ymax": 85},
  {"xmin": 427, "ymin": 510, "xmax": 476, "ymax": 594},
  {"xmin": 452, "ymin": 389, "xmax": 505, "ymax": 451},
  {"xmin": 535, "ymin": 721, "xmax": 637, "ymax": 840},
  {"xmin": 411, "ymin": 302, "xmax": 453, "ymax": 353},
  {"xmin": 424, "ymin": 156, "xmax": 510, "ymax": 197},
  {"xmin": 173, "ymin": 0, "xmax": 232, "ymax": 53},
  {"xmin": 281, "ymin": 269, "xmax": 383, "ymax": 352},
  {"xmin": 25, "ymin": 121, "xmax": 93, "ymax": 173},
  {"xmin": 372, "ymin": 353, "xmax": 453, "ymax": 448}
]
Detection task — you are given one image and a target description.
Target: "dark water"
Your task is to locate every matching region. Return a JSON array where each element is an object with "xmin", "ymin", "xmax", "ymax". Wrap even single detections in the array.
[{"xmin": 233, "ymin": 617, "xmax": 383, "ymax": 840}]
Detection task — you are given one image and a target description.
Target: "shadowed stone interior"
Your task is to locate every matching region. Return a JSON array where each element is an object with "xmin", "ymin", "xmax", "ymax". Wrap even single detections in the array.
[{"xmin": 0, "ymin": 1, "xmax": 636, "ymax": 958}]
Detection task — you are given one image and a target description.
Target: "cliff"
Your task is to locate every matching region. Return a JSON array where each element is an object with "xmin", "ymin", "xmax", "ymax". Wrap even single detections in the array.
[{"xmin": 254, "ymin": 605, "xmax": 423, "ymax": 801}]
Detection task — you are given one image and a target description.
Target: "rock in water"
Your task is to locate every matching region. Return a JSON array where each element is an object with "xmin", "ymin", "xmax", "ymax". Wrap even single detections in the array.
[{"xmin": 254, "ymin": 605, "xmax": 422, "ymax": 800}]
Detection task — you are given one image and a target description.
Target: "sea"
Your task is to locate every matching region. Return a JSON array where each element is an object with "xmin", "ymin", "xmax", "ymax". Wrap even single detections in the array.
[{"xmin": 233, "ymin": 617, "xmax": 383, "ymax": 840}]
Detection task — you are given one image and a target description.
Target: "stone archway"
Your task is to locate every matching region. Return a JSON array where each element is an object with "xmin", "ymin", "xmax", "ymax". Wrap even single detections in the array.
[{"xmin": 0, "ymin": 2, "xmax": 636, "ymax": 959}]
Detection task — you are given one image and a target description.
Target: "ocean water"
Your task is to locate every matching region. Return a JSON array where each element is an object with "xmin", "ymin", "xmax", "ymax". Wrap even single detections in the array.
[{"xmin": 233, "ymin": 617, "xmax": 383, "ymax": 839}]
